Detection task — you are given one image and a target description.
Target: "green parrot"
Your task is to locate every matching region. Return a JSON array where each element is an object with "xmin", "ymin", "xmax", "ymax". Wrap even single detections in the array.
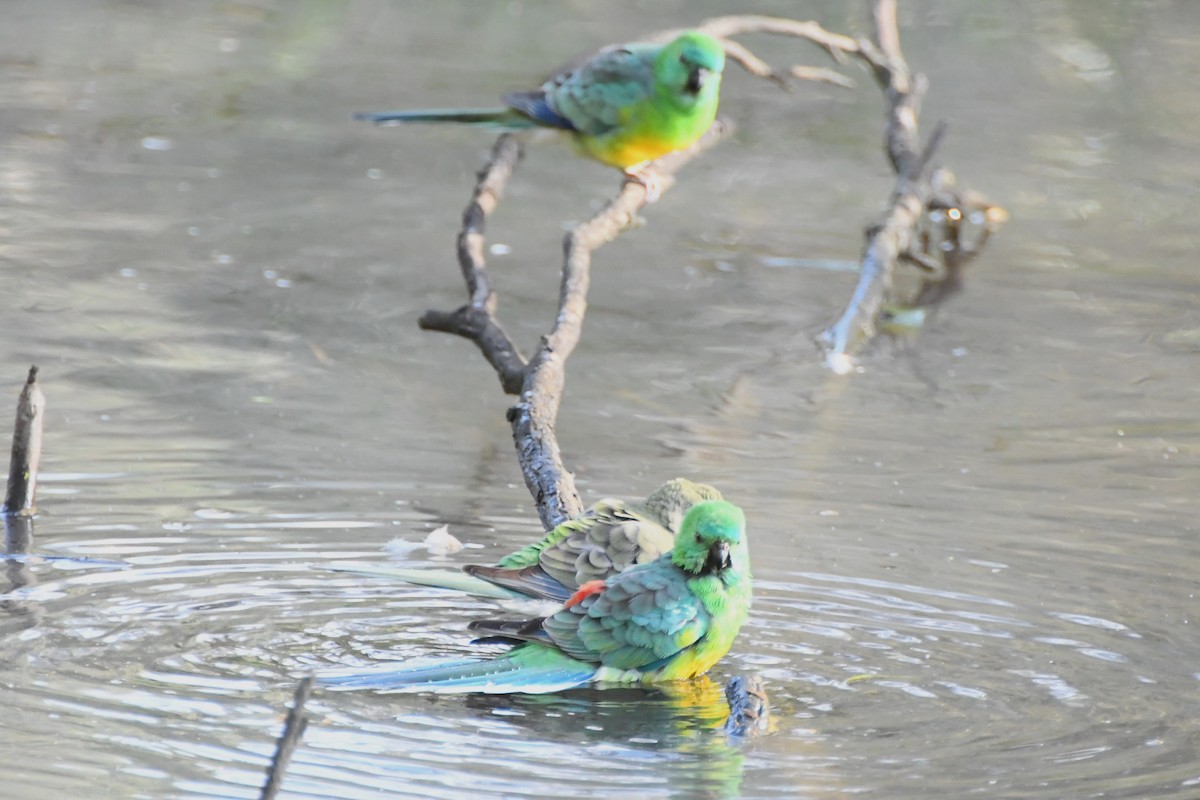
[
  {"xmin": 320, "ymin": 500, "xmax": 752, "ymax": 694},
  {"xmin": 467, "ymin": 477, "xmax": 724, "ymax": 601},
  {"xmin": 327, "ymin": 478, "xmax": 724, "ymax": 602},
  {"xmin": 356, "ymin": 31, "xmax": 726, "ymax": 185}
]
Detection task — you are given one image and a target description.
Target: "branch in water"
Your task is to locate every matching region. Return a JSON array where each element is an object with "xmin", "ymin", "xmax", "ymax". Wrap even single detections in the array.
[
  {"xmin": 4, "ymin": 366, "xmax": 44, "ymax": 517},
  {"xmin": 259, "ymin": 676, "xmax": 315, "ymax": 800},
  {"xmin": 816, "ymin": 0, "xmax": 1007, "ymax": 373}
]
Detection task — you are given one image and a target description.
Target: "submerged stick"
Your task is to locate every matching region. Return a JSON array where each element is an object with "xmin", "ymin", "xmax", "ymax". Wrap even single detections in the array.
[
  {"xmin": 259, "ymin": 676, "xmax": 315, "ymax": 800},
  {"xmin": 4, "ymin": 366, "xmax": 44, "ymax": 516},
  {"xmin": 818, "ymin": 122, "xmax": 947, "ymax": 373},
  {"xmin": 723, "ymin": 673, "xmax": 771, "ymax": 739}
]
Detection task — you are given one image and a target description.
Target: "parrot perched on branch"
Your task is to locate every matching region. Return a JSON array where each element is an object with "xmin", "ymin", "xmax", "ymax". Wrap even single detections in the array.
[
  {"xmin": 320, "ymin": 500, "xmax": 752, "ymax": 694},
  {"xmin": 355, "ymin": 31, "xmax": 726, "ymax": 190},
  {"xmin": 328, "ymin": 478, "xmax": 724, "ymax": 602}
]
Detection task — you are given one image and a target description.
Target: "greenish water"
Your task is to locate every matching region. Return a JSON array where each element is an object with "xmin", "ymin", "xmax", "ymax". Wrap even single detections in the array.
[{"xmin": 0, "ymin": 1, "xmax": 1197, "ymax": 798}]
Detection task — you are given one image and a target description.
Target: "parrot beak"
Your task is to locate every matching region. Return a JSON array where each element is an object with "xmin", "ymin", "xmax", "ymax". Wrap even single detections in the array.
[
  {"xmin": 705, "ymin": 540, "xmax": 732, "ymax": 573},
  {"xmin": 685, "ymin": 66, "xmax": 712, "ymax": 94}
]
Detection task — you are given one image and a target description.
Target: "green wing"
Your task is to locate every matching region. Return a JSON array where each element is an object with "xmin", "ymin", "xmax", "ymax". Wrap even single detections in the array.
[
  {"xmin": 498, "ymin": 498, "xmax": 675, "ymax": 587},
  {"xmin": 543, "ymin": 563, "xmax": 709, "ymax": 671},
  {"xmin": 540, "ymin": 43, "xmax": 658, "ymax": 137},
  {"xmin": 486, "ymin": 480, "xmax": 719, "ymax": 601},
  {"xmin": 497, "ymin": 512, "xmax": 592, "ymax": 571}
]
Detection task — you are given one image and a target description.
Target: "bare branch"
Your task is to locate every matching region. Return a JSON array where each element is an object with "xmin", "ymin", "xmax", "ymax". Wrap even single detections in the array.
[
  {"xmin": 421, "ymin": 112, "xmax": 731, "ymax": 529},
  {"xmin": 418, "ymin": 135, "xmax": 528, "ymax": 394},
  {"xmin": 790, "ymin": 65, "xmax": 857, "ymax": 89},
  {"xmin": 508, "ymin": 121, "xmax": 734, "ymax": 529},
  {"xmin": 648, "ymin": 15, "xmax": 860, "ymax": 88},
  {"xmin": 717, "ymin": 38, "xmax": 793, "ymax": 90},
  {"xmin": 695, "ymin": 16, "xmax": 861, "ymax": 63}
]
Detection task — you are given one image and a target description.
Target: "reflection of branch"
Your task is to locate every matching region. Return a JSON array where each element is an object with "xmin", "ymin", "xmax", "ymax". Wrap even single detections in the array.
[
  {"xmin": 421, "ymin": 122, "xmax": 732, "ymax": 529},
  {"xmin": 817, "ymin": 0, "xmax": 1007, "ymax": 372},
  {"xmin": 4, "ymin": 366, "xmax": 43, "ymax": 516}
]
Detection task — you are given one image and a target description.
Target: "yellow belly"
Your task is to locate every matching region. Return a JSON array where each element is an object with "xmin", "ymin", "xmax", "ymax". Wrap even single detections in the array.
[{"xmin": 580, "ymin": 132, "xmax": 682, "ymax": 170}]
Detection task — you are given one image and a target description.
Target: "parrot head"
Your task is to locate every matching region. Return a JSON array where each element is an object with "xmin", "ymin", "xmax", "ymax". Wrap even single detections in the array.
[
  {"xmin": 655, "ymin": 32, "xmax": 726, "ymax": 107},
  {"xmin": 671, "ymin": 500, "xmax": 746, "ymax": 577}
]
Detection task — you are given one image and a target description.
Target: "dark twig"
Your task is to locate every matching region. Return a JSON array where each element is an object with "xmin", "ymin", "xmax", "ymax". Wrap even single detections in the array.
[
  {"xmin": 4, "ymin": 366, "xmax": 44, "ymax": 517},
  {"xmin": 908, "ymin": 171, "xmax": 1008, "ymax": 307},
  {"xmin": 4, "ymin": 367, "xmax": 41, "ymax": 596},
  {"xmin": 414, "ymin": 16, "xmax": 864, "ymax": 525},
  {"xmin": 259, "ymin": 676, "xmax": 316, "ymax": 800},
  {"xmin": 419, "ymin": 135, "xmax": 528, "ymax": 395}
]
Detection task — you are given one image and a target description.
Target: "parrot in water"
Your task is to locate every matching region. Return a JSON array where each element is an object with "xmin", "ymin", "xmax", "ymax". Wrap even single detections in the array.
[
  {"xmin": 328, "ymin": 478, "xmax": 724, "ymax": 602},
  {"xmin": 355, "ymin": 31, "xmax": 726, "ymax": 191},
  {"xmin": 320, "ymin": 499, "xmax": 752, "ymax": 694},
  {"xmin": 466, "ymin": 477, "xmax": 724, "ymax": 602}
]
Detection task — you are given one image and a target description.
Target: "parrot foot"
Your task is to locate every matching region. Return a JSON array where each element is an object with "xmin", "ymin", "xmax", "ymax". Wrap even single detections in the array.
[{"xmin": 624, "ymin": 166, "xmax": 664, "ymax": 203}]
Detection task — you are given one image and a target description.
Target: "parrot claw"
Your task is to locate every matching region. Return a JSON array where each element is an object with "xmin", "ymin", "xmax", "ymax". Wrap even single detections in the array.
[{"xmin": 624, "ymin": 166, "xmax": 664, "ymax": 203}]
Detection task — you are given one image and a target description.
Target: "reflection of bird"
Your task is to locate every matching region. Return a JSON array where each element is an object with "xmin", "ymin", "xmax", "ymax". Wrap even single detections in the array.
[
  {"xmin": 328, "ymin": 478, "xmax": 724, "ymax": 602},
  {"xmin": 356, "ymin": 31, "xmax": 725, "ymax": 185},
  {"xmin": 321, "ymin": 500, "xmax": 752, "ymax": 694}
]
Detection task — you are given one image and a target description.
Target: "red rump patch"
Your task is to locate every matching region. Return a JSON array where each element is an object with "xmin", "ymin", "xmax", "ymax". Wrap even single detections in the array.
[{"xmin": 565, "ymin": 579, "xmax": 607, "ymax": 609}]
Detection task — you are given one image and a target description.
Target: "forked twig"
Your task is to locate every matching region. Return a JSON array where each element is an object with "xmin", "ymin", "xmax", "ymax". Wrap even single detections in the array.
[{"xmin": 422, "ymin": 120, "xmax": 731, "ymax": 528}]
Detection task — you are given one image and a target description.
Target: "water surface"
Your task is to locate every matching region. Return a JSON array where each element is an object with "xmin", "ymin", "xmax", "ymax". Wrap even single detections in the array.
[{"xmin": 0, "ymin": 1, "xmax": 1197, "ymax": 798}]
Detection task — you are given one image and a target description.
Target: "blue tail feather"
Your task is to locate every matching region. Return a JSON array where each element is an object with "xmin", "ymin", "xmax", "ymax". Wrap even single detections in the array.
[
  {"xmin": 353, "ymin": 108, "xmax": 539, "ymax": 129},
  {"xmin": 462, "ymin": 564, "xmax": 574, "ymax": 603},
  {"xmin": 319, "ymin": 646, "xmax": 596, "ymax": 694}
]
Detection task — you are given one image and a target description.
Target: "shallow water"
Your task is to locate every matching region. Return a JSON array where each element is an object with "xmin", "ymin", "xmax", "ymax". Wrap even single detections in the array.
[{"xmin": 1, "ymin": 1, "xmax": 1198, "ymax": 798}]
